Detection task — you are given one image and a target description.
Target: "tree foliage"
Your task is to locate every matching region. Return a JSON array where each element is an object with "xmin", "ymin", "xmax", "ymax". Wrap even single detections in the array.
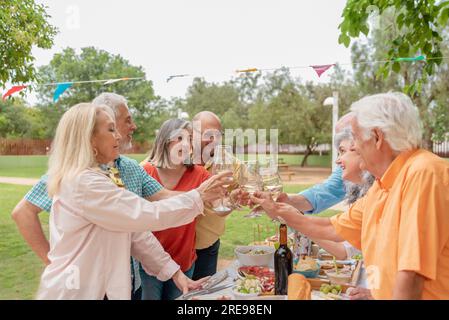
[
  {"xmin": 339, "ymin": 0, "xmax": 449, "ymax": 95},
  {"xmin": 0, "ymin": 0, "xmax": 57, "ymax": 86},
  {"xmin": 35, "ymin": 47, "xmax": 170, "ymax": 142}
]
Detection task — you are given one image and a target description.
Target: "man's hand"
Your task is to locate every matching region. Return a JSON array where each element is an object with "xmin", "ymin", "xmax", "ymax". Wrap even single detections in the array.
[
  {"xmin": 11, "ymin": 199, "xmax": 50, "ymax": 265},
  {"xmin": 346, "ymin": 287, "xmax": 374, "ymax": 300},
  {"xmin": 276, "ymin": 192, "xmax": 290, "ymax": 203},
  {"xmin": 172, "ymin": 269, "xmax": 210, "ymax": 295}
]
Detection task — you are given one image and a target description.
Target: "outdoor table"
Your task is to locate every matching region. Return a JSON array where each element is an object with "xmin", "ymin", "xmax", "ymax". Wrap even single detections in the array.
[{"xmin": 183, "ymin": 259, "xmax": 367, "ymax": 300}]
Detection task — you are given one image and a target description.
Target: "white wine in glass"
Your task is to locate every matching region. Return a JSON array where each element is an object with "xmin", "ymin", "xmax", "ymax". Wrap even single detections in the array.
[
  {"xmin": 240, "ymin": 160, "xmax": 263, "ymax": 218},
  {"xmin": 212, "ymin": 145, "xmax": 234, "ymax": 215}
]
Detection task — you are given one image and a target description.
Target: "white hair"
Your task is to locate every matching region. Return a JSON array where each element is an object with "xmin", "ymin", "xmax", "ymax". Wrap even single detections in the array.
[
  {"xmin": 334, "ymin": 127, "xmax": 353, "ymax": 149},
  {"xmin": 92, "ymin": 92, "xmax": 128, "ymax": 116},
  {"xmin": 350, "ymin": 92, "xmax": 423, "ymax": 152},
  {"xmin": 47, "ymin": 103, "xmax": 113, "ymax": 196}
]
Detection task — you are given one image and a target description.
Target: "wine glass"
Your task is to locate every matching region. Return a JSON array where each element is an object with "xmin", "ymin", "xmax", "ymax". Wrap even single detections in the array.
[
  {"xmin": 257, "ymin": 157, "xmax": 284, "ymax": 221},
  {"xmin": 240, "ymin": 160, "xmax": 263, "ymax": 218},
  {"xmin": 211, "ymin": 145, "xmax": 234, "ymax": 215}
]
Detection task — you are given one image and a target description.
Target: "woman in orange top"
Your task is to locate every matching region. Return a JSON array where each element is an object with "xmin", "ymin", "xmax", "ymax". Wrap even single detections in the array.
[{"xmin": 140, "ymin": 118, "xmax": 210, "ymax": 300}]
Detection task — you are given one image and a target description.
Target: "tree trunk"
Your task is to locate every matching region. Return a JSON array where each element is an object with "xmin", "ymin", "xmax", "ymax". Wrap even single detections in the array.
[{"xmin": 301, "ymin": 145, "xmax": 312, "ymax": 167}]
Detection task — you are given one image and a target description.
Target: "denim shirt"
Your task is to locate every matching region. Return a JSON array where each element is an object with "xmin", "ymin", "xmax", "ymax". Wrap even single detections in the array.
[{"xmin": 299, "ymin": 166, "xmax": 346, "ymax": 214}]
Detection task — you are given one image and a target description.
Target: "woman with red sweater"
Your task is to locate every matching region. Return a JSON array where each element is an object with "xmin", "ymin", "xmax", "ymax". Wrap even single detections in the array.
[{"xmin": 139, "ymin": 118, "xmax": 210, "ymax": 300}]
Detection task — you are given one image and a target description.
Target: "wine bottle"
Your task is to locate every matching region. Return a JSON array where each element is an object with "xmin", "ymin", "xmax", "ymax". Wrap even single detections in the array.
[{"xmin": 274, "ymin": 223, "xmax": 293, "ymax": 295}]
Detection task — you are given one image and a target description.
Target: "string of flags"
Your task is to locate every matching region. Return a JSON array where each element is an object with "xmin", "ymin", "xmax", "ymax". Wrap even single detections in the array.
[{"xmin": 1, "ymin": 55, "xmax": 443, "ymax": 102}]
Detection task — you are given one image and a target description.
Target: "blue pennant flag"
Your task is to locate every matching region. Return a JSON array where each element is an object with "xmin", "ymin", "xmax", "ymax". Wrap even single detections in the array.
[{"xmin": 53, "ymin": 83, "xmax": 73, "ymax": 102}]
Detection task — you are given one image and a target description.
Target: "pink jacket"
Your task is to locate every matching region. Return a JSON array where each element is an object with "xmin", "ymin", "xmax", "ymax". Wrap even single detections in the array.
[{"xmin": 37, "ymin": 169, "xmax": 204, "ymax": 300}]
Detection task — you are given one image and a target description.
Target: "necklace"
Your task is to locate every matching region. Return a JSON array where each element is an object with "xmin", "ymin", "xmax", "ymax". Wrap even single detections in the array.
[{"xmin": 99, "ymin": 164, "xmax": 125, "ymax": 188}]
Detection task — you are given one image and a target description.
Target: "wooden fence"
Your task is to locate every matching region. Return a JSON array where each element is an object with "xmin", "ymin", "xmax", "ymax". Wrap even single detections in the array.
[{"xmin": 0, "ymin": 138, "xmax": 152, "ymax": 155}]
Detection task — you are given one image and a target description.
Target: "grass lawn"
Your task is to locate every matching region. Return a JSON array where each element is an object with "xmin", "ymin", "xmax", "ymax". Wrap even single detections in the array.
[
  {"xmin": 0, "ymin": 183, "xmax": 49, "ymax": 300},
  {"xmin": 0, "ymin": 182, "xmax": 339, "ymax": 299},
  {"xmin": 0, "ymin": 154, "xmax": 332, "ymax": 178}
]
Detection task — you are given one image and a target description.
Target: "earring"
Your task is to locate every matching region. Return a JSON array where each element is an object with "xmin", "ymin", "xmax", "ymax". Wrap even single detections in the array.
[{"xmin": 93, "ymin": 148, "xmax": 98, "ymax": 157}]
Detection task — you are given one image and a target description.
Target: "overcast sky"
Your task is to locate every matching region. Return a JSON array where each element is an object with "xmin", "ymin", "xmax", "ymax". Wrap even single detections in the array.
[{"xmin": 31, "ymin": 0, "xmax": 353, "ymax": 101}]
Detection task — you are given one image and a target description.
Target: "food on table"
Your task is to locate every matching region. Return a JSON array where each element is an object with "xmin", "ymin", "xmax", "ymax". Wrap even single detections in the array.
[
  {"xmin": 235, "ymin": 245, "xmax": 274, "ymax": 267},
  {"xmin": 287, "ymin": 273, "xmax": 311, "ymax": 300},
  {"xmin": 319, "ymin": 261, "xmax": 345, "ymax": 270},
  {"xmin": 352, "ymin": 253, "xmax": 363, "ymax": 260},
  {"xmin": 238, "ymin": 266, "xmax": 274, "ymax": 278},
  {"xmin": 325, "ymin": 268, "xmax": 352, "ymax": 285},
  {"xmin": 191, "ymin": 295, "xmax": 232, "ymax": 300},
  {"xmin": 294, "ymin": 256, "xmax": 319, "ymax": 272},
  {"xmin": 265, "ymin": 233, "xmax": 294, "ymax": 248},
  {"xmin": 320, "ymin": 284, "xmax": 342, "ymax": 295},
  {"xmin": 318, "ymin": 248, "xmax": 335, "ymax": 260},
  {"xmin": 319, "ymin": 284, "xmax": 343, "ymax": 300},
  {"xmin": 237, "ymin": 266, "xmax": 275, "ymax": 295},
  {"xmin": 244, "ymin": 249, "xmax": 268, "ymax": 255},
  {"xmin": 235, "ymin": 275, "xmax": 262, "ymax": 294}
]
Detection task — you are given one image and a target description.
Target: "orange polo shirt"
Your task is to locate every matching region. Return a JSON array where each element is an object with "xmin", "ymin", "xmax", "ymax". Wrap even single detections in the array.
[
  {"xmin": 143, "ymin": 163, "xmax": 210, "ymax": 272},
  {"xmin": 330, "ymin": 149, "xmax": 449, "ymax": 300}
]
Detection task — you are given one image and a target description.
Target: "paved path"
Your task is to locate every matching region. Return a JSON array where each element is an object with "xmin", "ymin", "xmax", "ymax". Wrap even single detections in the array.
[{"xmin": 0, "ymin": 177, "xmax": 39, "ymax": 186}]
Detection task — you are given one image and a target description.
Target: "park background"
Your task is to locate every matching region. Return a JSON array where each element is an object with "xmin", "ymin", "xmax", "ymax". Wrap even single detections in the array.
[{"xmin": 1, "ymin": 0, "xmax": 448, "ymax": 299}]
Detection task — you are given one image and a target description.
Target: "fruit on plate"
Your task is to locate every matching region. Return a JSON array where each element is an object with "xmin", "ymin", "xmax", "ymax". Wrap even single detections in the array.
[
  {"xmin": 319, "ymin": 284, "xmax": 343, "ymax": 300},
  {"xmin": 320, "ymin": 284, "xmax": 342, "ymax": 295}
]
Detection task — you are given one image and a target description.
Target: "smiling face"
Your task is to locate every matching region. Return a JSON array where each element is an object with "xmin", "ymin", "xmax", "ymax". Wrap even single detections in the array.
[
  {"xmin": 335, "ymin": 138, "xmax": 364, "ymax": 184},
  {"xmin": 167, "ymin": 127, "xmax": 193, "ymax": 166},
  {"xmin": 91, "ymin": 110, "xmax": 121, "ymax": 164}
]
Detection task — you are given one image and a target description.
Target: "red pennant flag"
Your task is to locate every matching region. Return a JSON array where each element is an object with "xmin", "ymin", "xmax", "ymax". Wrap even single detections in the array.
[
  {"xmin": 310, "ymin": 64, "xmax": 335, "ymax": 77},
  {"xmin": 2, "ymin": 85, "xmax": 27, "ymax": 101}
]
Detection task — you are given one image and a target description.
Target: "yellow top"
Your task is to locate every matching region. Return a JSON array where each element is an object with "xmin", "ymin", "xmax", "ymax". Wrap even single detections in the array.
[{"xmin": 330, "ymin": 149, "xmax": 449, "ymax": 299}]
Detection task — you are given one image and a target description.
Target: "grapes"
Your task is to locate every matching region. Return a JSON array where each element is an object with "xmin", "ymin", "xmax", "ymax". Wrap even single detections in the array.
[{"xmin": 320, "ymin": 284, "xmax": 342, "ymax": 295}]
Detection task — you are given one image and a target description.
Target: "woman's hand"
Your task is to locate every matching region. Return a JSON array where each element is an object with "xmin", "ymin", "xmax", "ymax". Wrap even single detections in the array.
[
  {"xmin": 250, "ymin": 191, "xmax": 302, "ymax": 222},
  {"xmin": 196, "ymin": 171, "xmax": 233, "ymax": 203},
  {"xmin": 346, "ymin": 287, "xmax": 374, "ymax": 300},
  {"xmin": 172, "ymin": 269, "xmax": 210, "ymax": 295}
]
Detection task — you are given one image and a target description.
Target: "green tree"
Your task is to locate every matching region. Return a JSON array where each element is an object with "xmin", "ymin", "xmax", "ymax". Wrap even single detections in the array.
[
  {"xmin": 0, "ymin": 0, "xmax": 57, "ymax": 86},
  {"xmin": 0, "ymin": 98, "xmax": 48, "ymax": 139},
  {"xmin": 348, "ymin": 11, "xmax": 449, "ymax": 149},
  {"xmin": 182, "ymin": 78, "xmax": 246, "ymax": 127},
  {"xmin": 35, "ymin": 47, "xmax": 169, "ymax": 142},
  {"xmin": 339, "ymin": 0, "xmax": 449, "ymax": 88},
  {"xmin": 248, "ymin": 70, "xmax": 332, "ymax": 167}
]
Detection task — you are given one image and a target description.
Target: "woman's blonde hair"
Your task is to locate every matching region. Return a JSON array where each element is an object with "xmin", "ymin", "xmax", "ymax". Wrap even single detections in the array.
[{"xmin": 47, "ymin": 103, "xmax": 114, "ymax": 196}]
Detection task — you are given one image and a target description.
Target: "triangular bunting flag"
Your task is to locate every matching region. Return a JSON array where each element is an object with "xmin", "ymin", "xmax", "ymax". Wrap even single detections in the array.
[
  {"xmin": 393, "ymin": 55, "xmax": 426, "ymax": 62},
  {"xmin": 104, "ymin": 77, "xmax": 129, "ymax": 85},
  {"xmin": 166, "ymin": 74, "xmax": 189, "ymax": 82},
  {"xmin": 235, "ymin": 68, "xmax": 258, "ymax": 73},
  {"xmin": 2, "ymin": 85, "xmax": 27, "ymax": 101},
  {"xmin": 310, "ymin": 64, "xmax": 335, "ymax": 77},
  {"xmin": 53, "ymin": 83, "xmax": 73, "ymax": 102}
]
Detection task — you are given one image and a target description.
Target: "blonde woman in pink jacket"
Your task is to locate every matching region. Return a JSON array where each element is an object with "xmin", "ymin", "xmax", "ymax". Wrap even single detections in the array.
[{"xmin": 37, "ymin": 103, "xmax": 231, "ymax": 300}]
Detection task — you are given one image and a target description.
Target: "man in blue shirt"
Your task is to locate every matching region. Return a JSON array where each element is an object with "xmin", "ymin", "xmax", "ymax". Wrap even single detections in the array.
[
  {"xmin": 277, "ymin": 113, "xmax": 354, "ymax": 214},
  {"xmin": 11, "ymin": 93, "xmax": 183, "ymax": 300}
]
